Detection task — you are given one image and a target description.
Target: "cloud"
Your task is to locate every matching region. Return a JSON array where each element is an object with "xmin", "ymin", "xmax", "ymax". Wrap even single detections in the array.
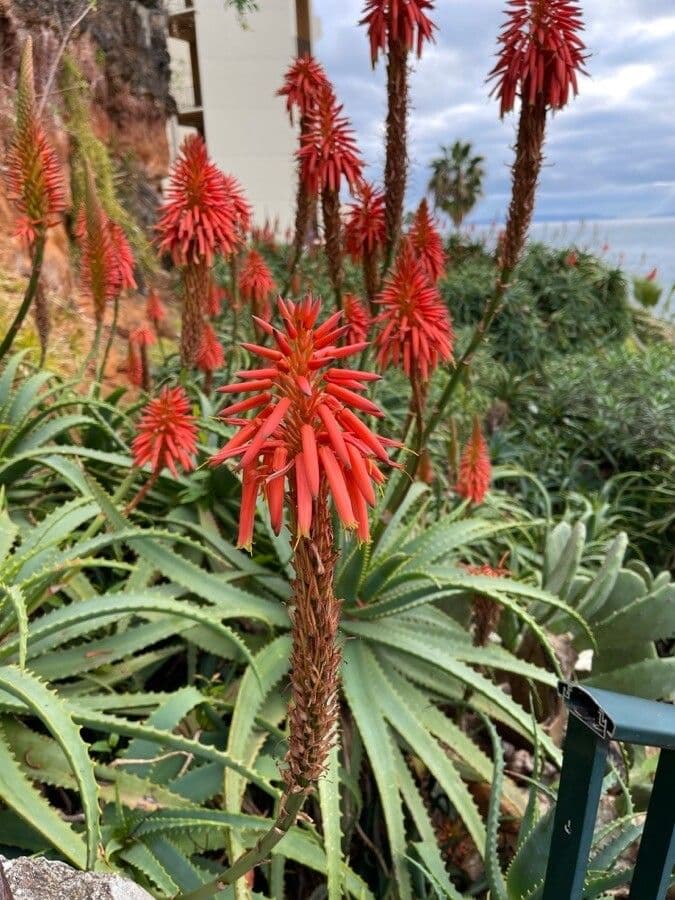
[{"xmin": 314, "ymin": 0, "xmax": 675, "ymax": 220}]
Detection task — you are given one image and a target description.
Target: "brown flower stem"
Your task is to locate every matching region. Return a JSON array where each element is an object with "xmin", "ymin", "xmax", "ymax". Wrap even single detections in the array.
[
  {"xmin": 204, "ymin": 371, "xmax": 213, "ymax": 394},
  {"xmin": 79, "ymin": 319, "xmax": 103, "ymax": 382},
  {"xmin": 33, "ymin": 283, "xmax": 50, "ymax": 368},
  {"xmin": 124, "ymin": 470, "xmax": 159, "ymax": 515},
  {"xmin": 98, "ymin": 293, "xmax": 119, "ymax": 383},
  {"xmin": 363, "ymin": 250, "xmax": 380, "ymax": 316},
  {"xmin": 178, "ymin": 492, "xmax": 341, "ymax": 899},
  {"xmin": 182, "ymin": 263, "xmax": 208, "ymax": 368},
  {"xmin": 321, "ymin": 188, "xmax": 343, "ymax": 310},
  {"xmin": 0, "ymin": 230, "xmax": 46, "ymax": 363},
  {"xmin": 139, "ymin": 344, "xmax": 152, "ymax": 392},
  {"xmin": 230, "ymin": 252, "xmax": 240, "ymax": 311},
  {"xmin": 382, "ymin": 39, "xmax": 408, "ymax": 274}
]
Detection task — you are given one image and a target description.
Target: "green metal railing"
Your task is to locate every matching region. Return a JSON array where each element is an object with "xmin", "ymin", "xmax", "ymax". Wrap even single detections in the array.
[{"xmin": 542, "ymin": 682, "xmax": 675, "ymax": 900}]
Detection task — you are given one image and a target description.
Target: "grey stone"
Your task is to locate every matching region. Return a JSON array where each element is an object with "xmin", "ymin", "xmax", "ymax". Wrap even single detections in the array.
[{"xmin": 0, "ymin": 856, "xmax": 154, "ymax": 900}]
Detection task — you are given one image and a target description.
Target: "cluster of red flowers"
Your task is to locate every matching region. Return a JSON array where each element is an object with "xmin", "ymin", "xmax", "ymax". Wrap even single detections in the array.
[
  {"xmin": 344, "ymin": 182, "xmax": 387, "ymax": 261},
  {"xmin": 238, "ymin": 249, "xmax": 277, "ymax": 319},
  {"xmin": 277, "ymin": 55, "xmax": 329, "ymax": 123},
  {"xmin": 196, "ymin": 322, "xmax": 225, "ymax": 374},
  {"xmin": 210, "ymin": 296, "xmax": 399, "ymax": 548},
  {"xmin": 343, "ymin": 293, "xmax": 371, "ymax": 345},
  {"xmin": 408, "ymin": 199, "xmax": 445, "ymax": 283},
  {"xmin": 156, "ymin": 135, "xmax": 248, "ymax": 266},
  {"xmin": 374, "ymin": 239, "xmax": 453, "ymax": 382},
  {"xmin": 298, "ymin": 84, "xmax": 363, "ymax": 196},
  {"xmin": 489, "ymin": 0, "xmax": 587, "ymax": 115},
  {"xmin": 132, "ymin": 386, "xmax": 198, "ymax": 477},
  {"xmin": 455, "ymin": 417, "xmax": 491, "ymax": 504},
  {"xmin": 146, "ymin": 289, "xmax": 167, "ymax": 326},
  {"xmin": 77, "ymin": 175, "xmax": 136, "ymax": 321},
  {"xmin": 6, "ymin": 39, "xmax": 66, "ymax": 246},
  {"xmin": 361, "ymin": 0, "xmax": 436, "ymax": 64}
]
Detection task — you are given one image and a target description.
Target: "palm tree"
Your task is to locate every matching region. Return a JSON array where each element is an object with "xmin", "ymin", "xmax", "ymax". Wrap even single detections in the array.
[{"xmin": 428, "ymin": 141, "xmax": 485, "ymax": 229}]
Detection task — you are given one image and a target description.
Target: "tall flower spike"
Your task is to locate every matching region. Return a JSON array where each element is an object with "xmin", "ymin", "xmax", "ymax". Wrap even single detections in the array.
[
  {"xmin": 156, "ymin": 134, "xmax": 242, "ymax": 266},
  {"xmin": 146, "ymin": 289, "xmax": 167, "ymax": 325},
  {"xmin": 298, "ymin": 83, "xmax": 363, "ymax": 197},
  {"xmin": 206, "ymin": 282, "xmax": 226, "ymax": 318},
  {"xmin": 109, "ymin": 221, "xmax": 137, "ymax": 291},
  {"xmin": 196, "ymin": 322, "xmax": 225, "ymax": 373},
  {"xmin": 127, "ymin": 339, "xmax": 143, "ymax": 387},
  {"xmin": 408, "ymin": 198, "xmax": 445, "ymax": 283},
  {"xmin": 343, "ymin": 293, "xmax": 371, "ymax": 346},
  {"xmin": 222, "ymin": 172, "xmax": 252, "ymax": 236},
  {"xmin": 210, "ymin": 294, "xmax": 396, "ymax": 548},
  {"xmin": 132, "ymin": 385, "xmax": 198, "ymax": 478},
  {"xmin": 361, "ymin": 0, "xmax": 436, "ymax": 65},
  {"xmin": 374, "ymin": 239, "xmax": 453, "ymax": 382},
  {"xmin": 239, "ymin": 250, "xmax": 276, "ymax": 320},
  {"xmin": 78, "ymin": 169, "xmax": 121, "ymax": 323},
  {"xmin": 455, "ymin": 417, "xmax": 491, "ymax": 504},
  {"xmin": 6, "ymin": 38, "xmax": 66, "ymax": 246},
  {"xmin": 344, "ymin": 182, "xmax": 387, "ymax": 262},
  {"xmin": 278, "ymin": 54, "xmax": 329, "ymax": 124},
  {"xmin": 489, "ymin": 0, "xmax": 587, "ymax": 117}
]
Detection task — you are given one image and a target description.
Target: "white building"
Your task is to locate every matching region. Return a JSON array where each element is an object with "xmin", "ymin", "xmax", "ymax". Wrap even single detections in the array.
[{"xmin": 166, "ymin": 0, "xmax": 317, "ymax": 233}]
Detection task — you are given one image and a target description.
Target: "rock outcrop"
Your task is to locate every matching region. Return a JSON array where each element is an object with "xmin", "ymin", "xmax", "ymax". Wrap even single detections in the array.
[{"xmin": 0, "ymin": 855, "xmax": 154, "ymax": 900}]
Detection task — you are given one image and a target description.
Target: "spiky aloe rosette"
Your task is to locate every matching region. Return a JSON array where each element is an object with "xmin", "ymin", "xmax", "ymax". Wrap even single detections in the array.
[{"xmin": 211, "ymin": 295, "xmax": 395, "ymax": 804}]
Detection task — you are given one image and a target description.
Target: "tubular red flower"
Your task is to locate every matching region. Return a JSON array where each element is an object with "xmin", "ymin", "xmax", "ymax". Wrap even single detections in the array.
[
  {"xmin": 374, "ymin": 239, "xmax": 453, "ymax": 381},
  {"xmin": 130, "ymin": 325, "xmax": 156, "ymax": 347},
  {"xmin": 361, "ymin": 0, "xmax": 436, "ymax": 65},
  {"xmin": 196, "ymin": 322, "xmax": 225, "ymax": 373},
  {"xmin": 239, "ymin": 250, "xmax": 276, "ymax": 317},
  {"xmin": 455, "ymin": 417, "xmax": 491, "ymax": 504},
  {"xmin": 132, "ymin": 385, "xmax": 198, "ymax": 477},
  {"xmin": 278, "ymin": 55, "xmax": 329, "ymax": 123},
  {"xmin": 298, "ymin": 84, "xmax": 363, "ymax": 196},
  {"xmin": 109, "ymin": 222, "xmax": 137, "ymax": 291},
  {"xmin": 408, "ymin": 198, "xmax": 445, "ymax": 283},
  {"xmin": 489, "ymin": 0, "xmax": 587, "ymax": 116},
  {"xmin": 206, "ymin": 282, "xmax": 226, "ymax": 317},
  {"xmin": 344, "ymin": 182, "xmax": 386, "ymax": 261},
  {"xmin": 146, "ymin": 289, "xmax": 167, "ymax": 325},
  {"xmin": 210, "ymin": 295, "xmax": 395, "ymax": 547},
  {"xmin": 343, "ymin": 293, "xmax": 371, "ymax": 345},
  {"xmin": 6, "ymin": 38, "xmax": 66, "ymax": 246},
  {"xmin": 156, "ymin": 134, "xmax": 244, "ymax": 266}
]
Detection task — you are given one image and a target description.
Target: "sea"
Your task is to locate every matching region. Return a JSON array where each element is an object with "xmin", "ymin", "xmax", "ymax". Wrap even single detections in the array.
[{"xmin": 473, "ymin": 217, "xmax": 675, "ymax": 321}]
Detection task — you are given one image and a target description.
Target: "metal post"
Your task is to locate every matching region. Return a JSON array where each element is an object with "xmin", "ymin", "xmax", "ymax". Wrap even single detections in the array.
[
  {"xmin": 542, "ymin": 714, "xmax": 609, "ymax": 900},
  {"xmin": 628, "ymin": 748, "xmax": 675, "ymax": 900}
]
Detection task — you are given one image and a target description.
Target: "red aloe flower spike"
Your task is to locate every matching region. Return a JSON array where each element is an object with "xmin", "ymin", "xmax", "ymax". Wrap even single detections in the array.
[
  {"xmin": 130, "ymin": 325, "xmax": 155, "ymax": 391},
  {"xmin": 408, "ymin": 198, "xmax": 445, "ymax": 283},
  {"xmin": 206, "ymin": 282, "xmax": 226, "ymax": 317},
  {"xmin": 127, "ymin": 339, "xmax": 143, "ymax": 388},
  {"xmin": 298, "ymin": 83, "xmax": 363, "ymax": 197},
  {"xmin": 345, "ymin": 182, "xmax": 386, "ymax": 308},
  {"xmin": 342, "ymin": 293, "xmax": 371, "ymax": 345},
  {"xmin": 146, "ymin": 289, "xmax": 167, "ymax": 325},
  {"xmin": 221, "ymin": 172, "xmax": 252, "ymax": 236},
  {"xmin": 109, "ymin": 222, "xmax": 137, "ymax": 291},
  {"xmin": 360, "ymin": 3, "xmax": 436, "ymax": 263},
  {"xmin": 132, "ymin": 385, "xmax": 198, "ymax": 477},
  {"xmin": 78, "ymin": 169, "xmax": 121, "ymax": 324},
  {"xmin": 455, "ymin": 416, "xmax": 491, "ymax": 504},
  {"xmin": 278, "ymin": 54, "xmax": 329, "ymax": 124},
  {"xmin": 156, "ymin": 135, "xmax": 243, "ymax": 266},
  {"xmin": 239, "ymin": 250, "xmax": 276, "ymax": 320},
  {"xmin": 374, "ymin": 239, "xmax": 453, "ymax": 382},
  {"xmin": 360, "ymin": 0, "xmax": 436, "ymax": 65},
  {"xmin": 209, "ymin": 294, "xmax": 395, "ymax": 543},
  {"xmin": 489, "ymin": 0, "xmax": 588, "ymax": 117},
  {"xmin": 196, "ymin": 322, "xmax": 225, "ymax": 374},
  {"xmin": 6, "ymin": 37, "xmax": 66, "ymax": 246}
]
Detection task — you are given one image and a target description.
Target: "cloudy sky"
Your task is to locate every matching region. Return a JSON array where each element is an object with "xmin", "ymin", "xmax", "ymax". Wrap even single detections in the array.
[{"xmin": 314, "ymin": 0, "xmax": 675, "ymax": 223}]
